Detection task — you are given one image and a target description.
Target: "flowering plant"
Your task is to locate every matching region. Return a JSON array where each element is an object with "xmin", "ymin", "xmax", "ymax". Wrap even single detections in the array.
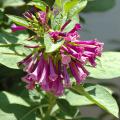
[{"xmin": 0, "ymin": 0, "xmax": 119, "ymax": 120}]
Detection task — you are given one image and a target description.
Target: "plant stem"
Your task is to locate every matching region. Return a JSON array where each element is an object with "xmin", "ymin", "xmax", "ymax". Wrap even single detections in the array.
[{"xmin": 43, "ymin": 93, "xmax": 56, "ymax": 120}]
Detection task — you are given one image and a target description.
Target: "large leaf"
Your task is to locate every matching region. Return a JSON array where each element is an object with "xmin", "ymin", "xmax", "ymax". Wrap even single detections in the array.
[
  {"xmin": 44, "ymin": 33, "xmax": 64, "ymax": 53},
  {"xmin": 0, "ymin": 31, "xmax": 31, "ymax": 69},
  {"xmin": 7, "ymin": 15, "xmax": 29, "ymax": 27},
  {"xmin": 65, "ymin": 83, "xmax": 112, "ymax": 106},
  {"xmin": 0, "ymin": 91, "xmax": 36, "ymax": 120},
  {"xmin": 87, "ymin": 52, "xmax": 120, "ymax": 79},
  {"xmin": 72, "ymin": 84, "xmax": 119, "ymax": 118}
]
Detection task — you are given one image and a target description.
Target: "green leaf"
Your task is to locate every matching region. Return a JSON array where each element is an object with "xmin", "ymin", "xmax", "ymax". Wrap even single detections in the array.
[
  {"xmin": 72, "ymin": 84, "xmax": 119, "ymax": 118},
  {"xmin": 0, "ymin": 54, "xmax": 24, "ymax": 69},
  {"xmin": 55, "ymin": 0, "xmax": 63, "ymax": 8},
  {"xmin": 0, "ymin": 91, "xmax": 36, "ymax": 120},
  {"xmin": 65, "ymin": 83, "xmax": 112, "ymax": 106},
  {"xmin": 66, "ymin": 90, "xmax": 93, "ymax": 106},
  {"xmin": 57, "ymin": 99, "xmax": 77, "ymax": 117},
  {"xmin": 28, "ymin": 1, "xmax": 47, "ymax": 11},
  {"xmin": 7, "ymin": 14, "xmax": 29, "ymax": 27},
  {"xmin": 44, "ymin": 33, "xmax": 64, "ymax": 53},
  {"xmin": 0, "ymin": 0, "xmax": 25, "ymax": 8},
  {"xmin": 68, "ymin": 0, "xmax": 87, "ymax": 18},
  {"xmin": 63, "ymin": 0, "xmax": 87, "ymax": 18},
  {"xmin": 87, "ymin": 52, "xmax": 120, "ymax": 79},
  {"xmin": 63, "ymin": 15, "xmax": 79, "ymax": 32},
  {"xmin": 0, "ymin": 30, "xmax": 31, "ymax": 69}
]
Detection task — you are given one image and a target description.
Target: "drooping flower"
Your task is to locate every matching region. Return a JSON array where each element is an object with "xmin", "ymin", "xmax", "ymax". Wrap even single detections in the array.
[{"xmin": 13, "ymin": 6, "xmax": 104, "ymax": 96}]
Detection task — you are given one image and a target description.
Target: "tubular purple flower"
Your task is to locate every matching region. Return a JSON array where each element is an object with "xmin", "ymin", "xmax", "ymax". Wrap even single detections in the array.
[
  {"xmin": 65, "ymin": 31, "xmax": 80, "ymax": 41},
  {"xmin": 69, "ymin": 23, "xmax": 81, "ymax": 33},
  {"xmin": 23, "ymin": 11, "xmax": 33, "ymax": 20},
  {"xmin": 62, "ymin": 45, "xmax": 81, "ymax": 60},
  {"xmin": 22, "ymin": 74, "xmax": 35, "ymax": 90},
  {"xmin": 52, "ymin": 78, "xmax": 64, "ymax": 96},
  {"xmin": 18, "ymin": 54, "xmax": 32, "ymax": 66},
  {"xmin": 63, "ymin": 65, "xmax": 71, "ymax": 87},
  {"xmin": 11, "ymin": 24, "xmax": 26, "ymax": 32},
  {"xmin": 61, "ymin": 20, "xmax": 71, "ymax": 31},
  {"xmin": 49, "ymin": 57, "xmax": 58, "ymax": 81},
  {"xmin": 29, "ymin": 53, "xmax": 44, "ymax": 81},
  {"xmin": 69, "ymin": 61, "xmax": 84, "ymax": 84},
  {"xmin": 38, "ymin": 11, "xmax": 46, "ymax": 24},
  {"xmin": 40, "ymin": 61, "xmax": 50, "ymax": 91},
  {"xmin": 61, "ymin": 54, "xmax": 71, "ymax": 65},
  {"xmin": 24, "ymin": 53, "xmax": 38, "ymax": 73}
]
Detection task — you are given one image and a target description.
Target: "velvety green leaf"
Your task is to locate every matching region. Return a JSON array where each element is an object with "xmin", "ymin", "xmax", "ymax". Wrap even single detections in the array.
[
  {"xmin": 44, "ymin": 33, "xmax": 64, "ymax": 53},
  {"xmin": 0, "ymin": 91, "xmax": 35, "ymax": 120},
  {"xmin": 87, "ymin": 52, "xmax": 120, "ymax": 79},
  {"xmin": 72, "ymin": 84, "xmax": 119, "ymax": 118},
  {"xmin": 84, "ymin": 0, "xmax": 116, "ymax": 12},
  {"xmin": 7, "ymin": 14, "xmax": 29, "ymax": 27}
]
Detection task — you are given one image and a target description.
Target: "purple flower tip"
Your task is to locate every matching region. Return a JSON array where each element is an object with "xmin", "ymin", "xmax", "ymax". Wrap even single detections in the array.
[{"xmin": 11, "ymin": 24, "xmax": 26, "ymax": 32}]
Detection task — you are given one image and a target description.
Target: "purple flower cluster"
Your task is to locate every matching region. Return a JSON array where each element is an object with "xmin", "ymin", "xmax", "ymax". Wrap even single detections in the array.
[{"xmin": 11, "ymin": 7, "xmax": 104, "ymax": 96}]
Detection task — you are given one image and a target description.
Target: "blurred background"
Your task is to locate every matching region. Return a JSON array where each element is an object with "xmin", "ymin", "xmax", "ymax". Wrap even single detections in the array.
[{"xmin": 0, "ymin": 0, "xmax": 120, "ymax": 120}]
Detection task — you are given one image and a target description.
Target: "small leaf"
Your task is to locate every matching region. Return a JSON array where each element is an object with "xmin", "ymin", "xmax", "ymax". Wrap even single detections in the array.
[
  {"xmin": 44, "ymin": 33, "xmax": 64, "ymax": 53},
  {"xmin": 28, "ymin": 1, "xmax": 47, "ymax": 11},
  {"xmin": 72, "ymin": 84, "xmax": 119, "ymax": 118},
  {"xmin": 7, "ymin": 14, "xmax": 29, "ymax": 27},
  {"xmin": 87, "ymin": 52, "xmax": 120, "ymax": 79}
]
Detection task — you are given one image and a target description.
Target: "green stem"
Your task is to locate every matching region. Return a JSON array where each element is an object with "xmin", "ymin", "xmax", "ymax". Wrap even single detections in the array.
[{"xmin": 43, "ymin": 93, "xmax": 56, "ymax": 120}]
